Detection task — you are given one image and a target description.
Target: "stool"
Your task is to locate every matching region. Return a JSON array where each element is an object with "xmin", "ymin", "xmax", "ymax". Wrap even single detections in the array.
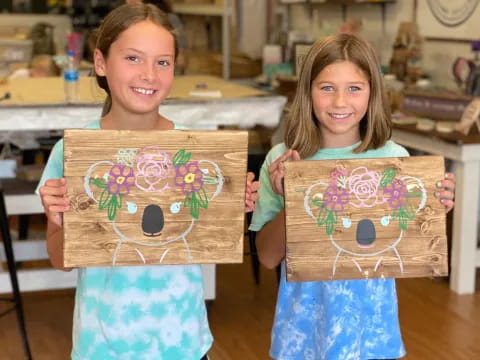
[{"xmin": 0, "ymin": 186, "xmax": 33, "ymax": 360}]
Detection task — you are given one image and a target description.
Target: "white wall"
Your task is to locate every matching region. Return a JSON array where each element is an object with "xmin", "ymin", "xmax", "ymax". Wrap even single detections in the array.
[{"xmin": 288, "ymin": 0, "xmax": 473, "ymax": 89}]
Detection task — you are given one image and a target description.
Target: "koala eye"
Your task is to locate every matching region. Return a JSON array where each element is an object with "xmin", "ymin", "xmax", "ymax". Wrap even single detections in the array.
[
  {"xmin": 126, "ymin": 201, "xmax": 138, "ymax": 214},
  {"xmin": 342, "ymin": 217, "xmax": 352, "ymax": 229},
  {"xmin": 170, "ymin": 202, "xmax": 181, "ymax": 214},
  {"xmin": 381, "ymin": 216, "xmax": 391, "ymax": 226}
]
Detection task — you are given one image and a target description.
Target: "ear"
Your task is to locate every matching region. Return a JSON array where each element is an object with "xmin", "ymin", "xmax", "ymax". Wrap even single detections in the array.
[
  {"xmin": 197, "ymin": 160, "xmax": 224, "ymax": 201},
  {"xmin": 85, "ymin": 160, "xmax": 114, "ymax": 201},
  {"xmin": 399, "ymin": 175, "xmax": 427, "ymax": 214},
  {"xmin": 93, "ymin": 48, "xmax": 107, "ymax": 77},
  {"xmin": 304, "ymin": 182, "xmax": 331, "ymax": 221}
]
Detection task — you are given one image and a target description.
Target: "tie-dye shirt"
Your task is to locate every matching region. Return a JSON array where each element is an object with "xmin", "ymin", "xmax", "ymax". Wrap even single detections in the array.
[
  {"xmin": 38, "ymin": 120, "xmax": 212, "ymax": 360},
  {"xmin": 250, "ymin": 141, "xmax": 409, "ymax": 360}
]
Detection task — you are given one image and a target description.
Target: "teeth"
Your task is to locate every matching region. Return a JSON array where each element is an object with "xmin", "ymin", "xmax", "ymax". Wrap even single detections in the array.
[
  {"xmin": 133, "ymin": 87, "xmax": 155, "ymax": 95},
  {"xmin": 330, "ymin": 113, "xmax": 350, "ymax": 119}
]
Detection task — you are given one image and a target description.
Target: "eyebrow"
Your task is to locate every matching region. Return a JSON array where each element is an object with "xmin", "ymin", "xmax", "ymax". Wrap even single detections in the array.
[
  {"xmin": 123, "ymin": 48, "xmax": 174, "ymax": 57},
  {"xmin": 316, "ymin": 80, "xmax": 367, "ymax": 84}
]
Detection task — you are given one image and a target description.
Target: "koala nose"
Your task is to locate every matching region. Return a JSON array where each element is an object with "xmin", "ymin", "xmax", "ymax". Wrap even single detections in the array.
[
  {"xmin": 356, "ymin": 219, "xmax": 376, "ymax": 248},
  {"xmin": 142, "ymin": 204, "xmax": 164, "ymax": 237}
]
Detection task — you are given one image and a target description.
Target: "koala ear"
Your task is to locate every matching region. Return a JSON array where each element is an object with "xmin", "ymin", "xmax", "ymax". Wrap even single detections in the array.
[
  {"xmin": 399, "ymin": 175, "xmax": 427, "ymax": 214},
  {"xmin": 197, "ymin": 159, "xmax": 224, "ymax": 201},
  {"xmin": 304, "ymin": 181, "xmax": 330, "ymax": 221},
  {"xmin": 84, "ymin": 160, "xmax": 115, "ymax": 201}
]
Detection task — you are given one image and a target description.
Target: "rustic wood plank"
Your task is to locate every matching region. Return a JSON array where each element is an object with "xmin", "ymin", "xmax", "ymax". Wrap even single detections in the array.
[
  {"xmin": 63, "ymin": 129, "xmax": 248, "ymax": 267},
  {"xmin": 284, "ymin": 156, "xmax": 448, "ymax": 282}
]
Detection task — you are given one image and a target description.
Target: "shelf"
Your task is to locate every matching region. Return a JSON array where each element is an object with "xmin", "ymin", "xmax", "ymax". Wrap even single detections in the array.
[
  {"xmin": 279, "ymin": 0, "xmax": 395, "ymax": 4},
  {"xmin": 172, "ymin": 4, "xmax": 225, "ymax": 16}
]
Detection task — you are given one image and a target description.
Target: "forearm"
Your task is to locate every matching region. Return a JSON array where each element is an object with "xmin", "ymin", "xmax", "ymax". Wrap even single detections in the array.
[
  {"xmin": 255, "ymin": 208, "xmax": 286, "ymax": 269},
  {"xmin": 46, "ymin": 221, "xmax": 71, "ymax": 271}
]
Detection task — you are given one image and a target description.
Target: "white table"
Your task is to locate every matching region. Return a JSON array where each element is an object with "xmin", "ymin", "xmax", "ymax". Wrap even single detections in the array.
[
  {"xmin": 0, "ymin": 96, "xmax": 286, "ymax": 132},
  {"xmin": 393, "ymin": 128, "xmax": 480, "ymax": 294}
]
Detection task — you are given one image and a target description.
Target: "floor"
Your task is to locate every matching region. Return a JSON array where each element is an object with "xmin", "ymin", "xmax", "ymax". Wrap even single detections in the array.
[{"xmin": 0, "ymin": 248, "xmax": 479, "ymax": 359}]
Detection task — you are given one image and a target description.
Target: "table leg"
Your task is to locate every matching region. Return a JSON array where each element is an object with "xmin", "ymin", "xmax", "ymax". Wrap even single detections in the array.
[{"xmin": 450, "ymin": 160, "xmax": 480, "ymax": 294}]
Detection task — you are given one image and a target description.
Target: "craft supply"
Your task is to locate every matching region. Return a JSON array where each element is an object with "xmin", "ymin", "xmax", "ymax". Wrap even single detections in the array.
[
  {"xmin": 435, "ymin": 121, "xmax": 457, "ymax": 133},
  {"xmin": 416, "ymin": 118, "xmax": 435, "ymax": 131}
]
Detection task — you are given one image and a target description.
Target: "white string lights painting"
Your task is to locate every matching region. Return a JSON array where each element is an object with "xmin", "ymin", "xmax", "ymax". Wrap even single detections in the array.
[
  {"xmin": 63, "ymin": 129, "xmax": 247, "ymax": 268},
  {"xmin": 284, "ymin": 156, "xmax": 448, "ymax": 282}
]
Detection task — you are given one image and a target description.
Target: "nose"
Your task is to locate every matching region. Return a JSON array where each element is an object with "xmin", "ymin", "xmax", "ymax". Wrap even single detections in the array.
[
  {"xmin": 140, "ymin": 63, "xmax": 155, "ymax": 82},
  {"xmin": 356, "ymin": 219, "xmax": 376, "ymax": 248},
  {"xmin": 142, "ymin": 205, "xmax": 164, "ymax": 237},
  {"xmin": 333, "ymin": 90, "xmax": 347, "ymax": 107}
]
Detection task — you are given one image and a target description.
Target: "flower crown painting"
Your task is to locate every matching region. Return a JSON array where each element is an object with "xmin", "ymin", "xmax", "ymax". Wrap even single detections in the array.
[
  {"xmin": 284, "ymin": 156, "xmax": 448, "ymax": 282},
  {"xmin": 63, "ymin": 129, "xmax": 248, "ymax": 268}
]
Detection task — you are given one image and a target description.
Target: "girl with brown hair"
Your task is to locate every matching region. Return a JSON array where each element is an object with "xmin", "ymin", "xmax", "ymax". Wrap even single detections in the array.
[
  {"xmin": 38, "ymin": 3, "xmax": 257, "ymax": 359},
  {"xmin": 249, "ymin": 33, "xmax": 455, "ymax": 360}
]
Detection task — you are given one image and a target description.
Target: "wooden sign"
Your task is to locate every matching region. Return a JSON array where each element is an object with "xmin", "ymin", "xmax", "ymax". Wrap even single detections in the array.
[
  {"xmin": 63, "ymin": 129, "xmax": 248, "ymax": 267},
  {"xmin": 284, "ymin": 156, "xmax": 448, "ymax": 282}
]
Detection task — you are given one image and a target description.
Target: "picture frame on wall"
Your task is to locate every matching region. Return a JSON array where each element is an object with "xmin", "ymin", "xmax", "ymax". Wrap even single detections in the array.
[{"xmin": 417, "ymin": 0, "xmax": 480, "ymax": 41}]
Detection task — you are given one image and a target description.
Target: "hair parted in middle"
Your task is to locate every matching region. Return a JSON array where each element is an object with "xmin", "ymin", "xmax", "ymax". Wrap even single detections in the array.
[
  {"xmin": 285, "ymin": 33, "xmax": 392, "ymax": 158},
  {"xmin": 93, "ymin": 3, "xmax": 179, "ymax": 116}
]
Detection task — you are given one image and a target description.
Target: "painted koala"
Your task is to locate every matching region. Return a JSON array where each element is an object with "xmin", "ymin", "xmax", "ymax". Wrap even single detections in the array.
[
  {"xmin": 77, "ymin": 146, "xmax": 224, "ymax": 265},
  {"xmin": 304, "ymin": 165, "xmax": 427, "ymax": 278}
]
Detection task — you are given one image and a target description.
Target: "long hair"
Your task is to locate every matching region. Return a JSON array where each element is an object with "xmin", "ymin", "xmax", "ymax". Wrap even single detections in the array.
[
  {"xmin": 93, "ymin": 3, "xmax": 178, "ymax": 116},
  {"xmin": 285, "ymin": 33, "xmax": 391, "ymax": 158}
]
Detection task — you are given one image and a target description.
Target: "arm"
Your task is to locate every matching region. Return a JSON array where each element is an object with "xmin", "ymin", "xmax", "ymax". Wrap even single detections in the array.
[
  {"xmin": 253, "ymin": 149, "xmax": 300, "ymax": 269},
  {"xmin": 39, "ymin": 178, "xmax": 72, "ymax": 271},
  {"xmin": 255, "ymin": 208, "xmax": 286, "ymax": 269}
]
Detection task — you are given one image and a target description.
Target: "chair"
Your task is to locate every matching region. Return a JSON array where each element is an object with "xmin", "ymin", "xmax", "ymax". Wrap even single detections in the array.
[{"xmin": 0, "ymin": 184, "xmax": 32, "ymax": 360}]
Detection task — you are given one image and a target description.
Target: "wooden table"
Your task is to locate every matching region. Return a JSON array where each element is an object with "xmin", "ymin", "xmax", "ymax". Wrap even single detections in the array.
[{"xmin": 392, "ymin": 127, "xmax": 480, "ymax": 294}]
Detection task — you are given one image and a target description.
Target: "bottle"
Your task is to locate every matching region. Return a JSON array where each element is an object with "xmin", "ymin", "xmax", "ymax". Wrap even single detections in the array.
[{"xmin": 64, "ymin": 49, "xmax": 79, "ymax": 103}]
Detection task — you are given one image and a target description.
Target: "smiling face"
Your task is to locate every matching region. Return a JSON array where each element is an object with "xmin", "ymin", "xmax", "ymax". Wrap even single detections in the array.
[
  {"xmin": 311, "ymin": 60, "xmax": 370, "ymax": 149},
  {"xmin": 94, "ymin": 20, "xmax": 175, "ymax": 117}
]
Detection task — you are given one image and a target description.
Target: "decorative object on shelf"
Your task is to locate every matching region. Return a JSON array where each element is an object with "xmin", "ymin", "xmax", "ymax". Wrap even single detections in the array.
[
  {"xmin": 63, "ymin": 129, "xmax": 247, "ymax": 267},
  {"xmin": 455, "ymin": 97, "xmax": 480, "ymax": 135},
  {"xmin": 417, "ymin": 0, "xmax": 480, "ymax": 40},
  {"xmin": 400, "ymin": 90, "xmax": 472, "ymax": 122},
  {"xmin": 389, "ymin": 22, "xmax": 423, "ymax": 83},
  {"xmin": 293, "ymin": 42, "xmax": 313, "ymax": 76},
  {"xmin": 452, "ymin": 40, "xmax": 480, "ymax": 95},
  {"xmin": 284, "ymin": 156, "xmax": 448, "ymax": 282}
]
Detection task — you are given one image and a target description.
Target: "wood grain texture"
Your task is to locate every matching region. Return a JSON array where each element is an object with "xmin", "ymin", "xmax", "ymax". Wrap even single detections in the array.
[
  {"xmin": 63, "ymin": 129, "xmax": 247, "ymax": 267},
  {"xmin": 284, "ymin": 156, "xmax": 448, "ymax": 282}
]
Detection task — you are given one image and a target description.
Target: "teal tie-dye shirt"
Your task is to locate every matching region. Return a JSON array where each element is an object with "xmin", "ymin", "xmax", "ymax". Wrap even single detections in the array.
[
  {"xmin": 250, "ymin": 141, "xmax": 409, "ymax": 360},
  {"xmin": 38, "ymin": 120, "xmax": 212, "ymax": 360}
]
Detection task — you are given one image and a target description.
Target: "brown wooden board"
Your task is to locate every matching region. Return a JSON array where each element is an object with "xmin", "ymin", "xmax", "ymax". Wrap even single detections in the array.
[
  {"xmin": 63, "ymin": 129, "xmax": 248, "ymax": 267},
  {"xmin": 284, "ymin": 156, "xmax": 448, "ymax": 282}
]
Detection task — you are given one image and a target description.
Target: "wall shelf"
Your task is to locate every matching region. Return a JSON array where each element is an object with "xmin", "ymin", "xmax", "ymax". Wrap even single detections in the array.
[
  {"xmin": 172, "ymin": 4, "xmax": 227, "ymax": 17},
  {"xmin": 172, "ymin": 1, "xmax": 232, "ymax": 79}
]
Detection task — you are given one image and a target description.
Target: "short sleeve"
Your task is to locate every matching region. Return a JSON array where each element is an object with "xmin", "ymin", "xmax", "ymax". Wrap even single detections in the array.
[
  {"xmin": 35, "ymin": 139, "xmax": 64, "ymax": 194},
  {"xmin": 249, "ymin": 144, "xmax": 288, "ymax": 232}
]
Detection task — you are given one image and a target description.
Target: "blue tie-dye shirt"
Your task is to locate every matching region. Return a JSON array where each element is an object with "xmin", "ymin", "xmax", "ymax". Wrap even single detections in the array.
[
  {"xmin": 38, "ymin": 120, "xmax": 212, "ymax": 360},
  {"xmin": 250, "ymin": 141, "xmax": 409, "ymax": 360}
]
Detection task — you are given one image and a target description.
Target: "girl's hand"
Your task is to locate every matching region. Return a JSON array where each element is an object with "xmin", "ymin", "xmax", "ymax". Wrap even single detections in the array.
[
  {"xmin": 434, "ymin": 172, "xmax": 455, "ymax": 213},
  {"xmin": 268, "ymin": 149, "xmax": 301, "ymax": 196},
  {"xmin": 245, "ymin": 172, "xmax": 260, "ymax": 213},
  {"xmin": 39, "ymin": 178, "xmax": 70, "ymax": 227}
]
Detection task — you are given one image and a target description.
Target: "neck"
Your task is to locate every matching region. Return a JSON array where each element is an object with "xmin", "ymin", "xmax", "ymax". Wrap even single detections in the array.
[
  {"xmin": 321, "ymin": 130, "xmax": 361, "ymax": 149},
  {"xmin": 101, "ymin": 104, "xmax": 173, "ymax": 131}
]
